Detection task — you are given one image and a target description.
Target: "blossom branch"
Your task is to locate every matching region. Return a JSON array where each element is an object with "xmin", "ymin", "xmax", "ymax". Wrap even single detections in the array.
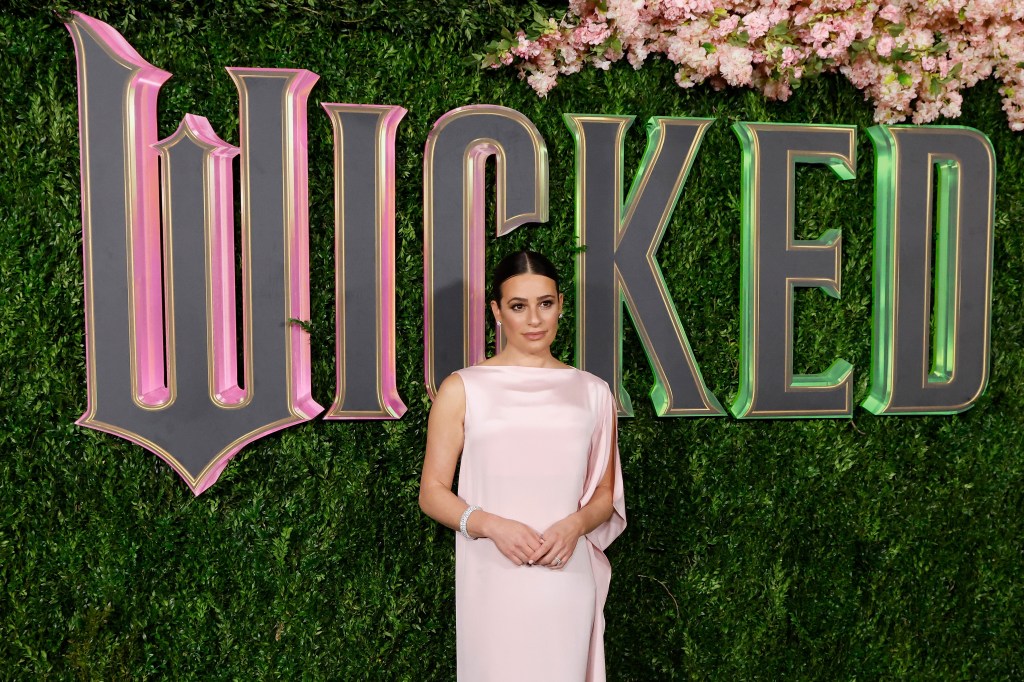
[{"xmin": 477, "ymin": 1, "xmax": 1024, "ymax": 130}]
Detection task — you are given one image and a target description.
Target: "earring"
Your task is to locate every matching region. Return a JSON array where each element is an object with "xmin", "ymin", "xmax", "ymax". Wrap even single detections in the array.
[
  {"xmin": 497, "ymin": 320, "xmax": 502, "ymax": 327},
  {"xmin": 558, "ymin": 313, "xmax": 564, "ymax": 319}
]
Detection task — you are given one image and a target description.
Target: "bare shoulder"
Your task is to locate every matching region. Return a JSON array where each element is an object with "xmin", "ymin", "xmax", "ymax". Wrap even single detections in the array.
[{"xmin": 431, "ymin": 373, "xmax": 466, "ymax": 416}]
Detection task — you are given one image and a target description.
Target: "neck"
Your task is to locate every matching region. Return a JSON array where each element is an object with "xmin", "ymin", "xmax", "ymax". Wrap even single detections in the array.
[{"xmin": 490, "ymin": 348, "xmax": 558, "ymax": 368}]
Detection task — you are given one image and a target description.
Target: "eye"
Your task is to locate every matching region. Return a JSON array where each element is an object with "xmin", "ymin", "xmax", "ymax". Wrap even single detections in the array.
[
  {"xmin": 510, "ymin": 303, "xmax": 525, "ymax": 312},
  {"xmin": 540, "ymin": 300, "xmax": 554, "ymax": 308}
]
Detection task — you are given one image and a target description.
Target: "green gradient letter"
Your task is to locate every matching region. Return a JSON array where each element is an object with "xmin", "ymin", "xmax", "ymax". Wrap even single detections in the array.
[
  {"xmin": 863, "ymin": 126, "xmax": 995, "ymax": 415},
  {"xmin": 565, "ymin": 115, "xmax": 723, "ymax": 418},
  {"xmin": 731, "ymin": 123, "xmax": 857, "ymax": 419}
]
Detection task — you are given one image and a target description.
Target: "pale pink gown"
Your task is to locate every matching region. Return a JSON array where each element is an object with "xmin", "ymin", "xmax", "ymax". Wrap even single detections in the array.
[{"xmin": 454, "ymin": 365, "xmax": 626, "ymax": 682}]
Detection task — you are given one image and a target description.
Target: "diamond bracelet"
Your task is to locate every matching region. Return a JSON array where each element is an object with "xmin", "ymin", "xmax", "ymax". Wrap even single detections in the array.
[{"xmin": 459, "ymin": 505, "xmax": 481, "ymax": 540}]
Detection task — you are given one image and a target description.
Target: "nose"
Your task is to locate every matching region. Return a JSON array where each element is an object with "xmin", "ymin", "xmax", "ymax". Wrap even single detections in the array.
[{"xmin": 528, "ymin": 305, "xmax": 541, "ymax": 326}]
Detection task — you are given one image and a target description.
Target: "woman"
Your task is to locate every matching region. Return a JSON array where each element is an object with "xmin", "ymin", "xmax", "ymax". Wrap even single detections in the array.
[{"xmin": 419, "ymin": 250, "xmax": 626, "ymax": 681}]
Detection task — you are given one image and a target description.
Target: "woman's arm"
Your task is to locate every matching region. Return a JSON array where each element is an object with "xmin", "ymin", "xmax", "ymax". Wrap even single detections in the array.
[
  {"xmin": 417, "ymin": 374, "xmax": 470, "ymax": 531},
  {"xmin": 418, "ymin": 374, "xmax": 543, "ymax": 566},
  {"xmin": 567, "ymin": 461, "xmax": 616, "ymax": 535}
]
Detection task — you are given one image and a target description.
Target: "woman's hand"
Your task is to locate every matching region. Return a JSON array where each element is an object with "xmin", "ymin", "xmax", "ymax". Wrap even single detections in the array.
[
  {"xmin": 529, "ymin": 515, "xmax": 584, "ymax": 570},
  {"xmin": 485, "ymin": 515, "xmax": 544, "ymax": 566}
]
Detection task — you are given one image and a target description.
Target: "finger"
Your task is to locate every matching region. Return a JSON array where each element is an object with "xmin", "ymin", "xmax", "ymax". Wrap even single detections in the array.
[
  {"xmin": 550, "ymin": 550, "xmax": 571, "ymax": 569},
  {"xmin": 527, "ymin": 537, "xmax": 553, "ymax": 564},
  {"xmin": 519, "ymin": 528, "xmax": 543, "ymax": 555},
  {"xmin": 537, "ymin": 542, "xmax": 564, "ymax": 566},
  {"xmin": 551, "ymin": 543, "xmax": 576, "ymax": 568},
  {"xmin": 506, "ymin": 543, "xmax": 529, "ymax": 566},
  {"xmin": 542, "ymin": 552, "xmax": 562, "ymax": 569}
]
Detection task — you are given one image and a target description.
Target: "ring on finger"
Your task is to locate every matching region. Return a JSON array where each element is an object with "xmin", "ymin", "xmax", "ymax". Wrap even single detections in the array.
[{"xmin": 553, "ymin": 557, "xmax": 562, "ymax": 566}]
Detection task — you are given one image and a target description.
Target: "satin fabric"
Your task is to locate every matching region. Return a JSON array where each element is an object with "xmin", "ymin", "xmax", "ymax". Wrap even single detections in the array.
[{"xmin": 454, "ymin": 366, "xmax": 626, "ymax": 682}]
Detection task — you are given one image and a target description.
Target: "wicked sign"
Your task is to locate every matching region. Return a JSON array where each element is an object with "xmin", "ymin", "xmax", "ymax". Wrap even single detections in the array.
[{"xmin": 66, "ymin": 12, "xmax": 995, "ymax": 494}]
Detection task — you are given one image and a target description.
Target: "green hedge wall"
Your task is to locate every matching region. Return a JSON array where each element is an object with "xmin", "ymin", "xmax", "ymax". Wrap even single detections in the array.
[{"xmin": 2, "ymin": 1, "xmax": 1022, "ymax": 678}]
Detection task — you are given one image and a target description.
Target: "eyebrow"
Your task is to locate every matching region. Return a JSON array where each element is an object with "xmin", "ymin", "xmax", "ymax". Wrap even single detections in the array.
[{"xmin": 506, "ymin": 295, "xmax": 556, "ymax": 303}]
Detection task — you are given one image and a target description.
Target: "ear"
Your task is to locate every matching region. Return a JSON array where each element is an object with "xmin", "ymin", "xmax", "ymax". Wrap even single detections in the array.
[
  {"xmin": 490, "ymin": 299, "xmax": 502, "ymax": 326},
  {"xmin": 557, "ymin": 292, "xmax": 564, "ymax": 314}
]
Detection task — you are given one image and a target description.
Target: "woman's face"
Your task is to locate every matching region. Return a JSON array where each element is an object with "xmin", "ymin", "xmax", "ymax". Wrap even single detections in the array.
[{"xmin": 490, "ymin": 273, "xmax": 563, "ymax": 354}]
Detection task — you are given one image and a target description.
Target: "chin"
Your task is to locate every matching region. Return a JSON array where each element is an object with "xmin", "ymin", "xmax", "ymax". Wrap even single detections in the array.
[{"xmin": 512, "ymin": 337, "xmax": 549, "ymax": 351}]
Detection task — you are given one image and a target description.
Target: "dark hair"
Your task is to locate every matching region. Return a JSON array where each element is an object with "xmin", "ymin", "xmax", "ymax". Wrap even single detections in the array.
[{"xmin": 490, "ymin": 250, "xmax": 560, "ymax": 303}]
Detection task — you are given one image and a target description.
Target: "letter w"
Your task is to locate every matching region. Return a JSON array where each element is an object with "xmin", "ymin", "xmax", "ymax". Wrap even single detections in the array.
[{"xmin": 67, "ymin": 12, "xmax": 322, "ymax": 494}]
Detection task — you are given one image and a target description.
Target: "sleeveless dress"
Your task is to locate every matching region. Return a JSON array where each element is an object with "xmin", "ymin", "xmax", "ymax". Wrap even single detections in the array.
[{"xmin": 454, "ymin": 365, "xmax": 626, "ymax": 682}]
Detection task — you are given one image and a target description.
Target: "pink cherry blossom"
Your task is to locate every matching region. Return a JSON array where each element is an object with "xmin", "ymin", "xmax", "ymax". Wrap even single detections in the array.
[
  {"xmin": 876, "ymin": 35, "xmax": 895, "ymax": 57},
  {"xmin": 742, "ymin": 10, "xmax": 772, "ymax": 40},
  {"xmin": 526, "ymin": 70, "xmax": 558, "ymax": 96},
  {"xmin": 572, "ymin": 20, "xmax": 613, "ymax": 47},
  {"xmin": 718, "ymin": 44, "xmax": 754, "ymax": 86},
  {"xmin": 878, "ymin": 4, "xmax": 902, "ymax": 23}
]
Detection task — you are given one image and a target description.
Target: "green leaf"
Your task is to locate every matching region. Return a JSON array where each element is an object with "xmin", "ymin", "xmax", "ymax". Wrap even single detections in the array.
[
  {"xmin": 898, "ymin": 71, "xmax": 913, "ymax": 88},
  {"xmin": 729, "ymin": 31, "xmax": 750, "ymax": 46},
  {"xmin": 886, "ymin": 23, "xmax": 905, "ymax": 37},
  {"xmin": 769, "ymin": 20, "xmax": 790, "ymax": 37},
  {"xmin": 288, "ymin": 318, "xmax": 314, "ymax": 334}
]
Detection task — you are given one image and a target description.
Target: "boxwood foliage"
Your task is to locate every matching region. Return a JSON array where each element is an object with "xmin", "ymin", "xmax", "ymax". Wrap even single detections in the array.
[{"xmin": 2, "ymin": 1, "xmax": 1023, "ymax": 679}]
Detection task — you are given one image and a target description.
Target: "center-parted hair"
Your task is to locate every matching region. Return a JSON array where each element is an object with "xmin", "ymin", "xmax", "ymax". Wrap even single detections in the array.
[{"xmin": 490, "ymin": 250, "xmax": 560, "ymax": 303}]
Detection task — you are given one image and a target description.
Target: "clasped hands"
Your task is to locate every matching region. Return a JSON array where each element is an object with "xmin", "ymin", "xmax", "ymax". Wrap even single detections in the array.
[{"xmin": 487, "ymin": 515, "xmax": 583, "ymax": 569}]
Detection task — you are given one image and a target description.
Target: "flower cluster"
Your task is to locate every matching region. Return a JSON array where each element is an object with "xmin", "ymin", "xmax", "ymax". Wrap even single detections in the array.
[{"xmin": 477, "ymin": 1, "xmax": 1024, "ymax": 129}]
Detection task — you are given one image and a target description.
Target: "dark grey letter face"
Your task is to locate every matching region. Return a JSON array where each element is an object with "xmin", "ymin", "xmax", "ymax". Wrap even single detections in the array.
[{"xmin": 863, "ymin": 126, "xmax": 996, "ymax": 415}]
